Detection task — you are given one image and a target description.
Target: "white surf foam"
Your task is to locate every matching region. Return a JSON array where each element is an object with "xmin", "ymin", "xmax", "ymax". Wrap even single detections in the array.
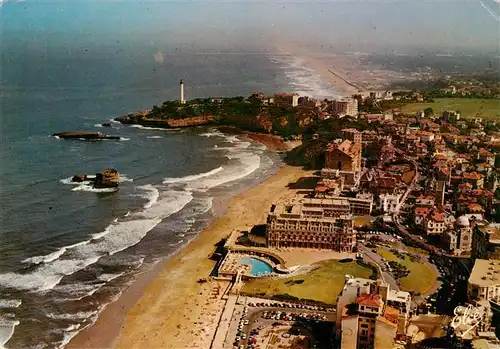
[
  {"xmin": 0, "ymin": 318, "xmax": 19, "ymax": 349},
  {"xmin": 0, "ymin": 300, "xmax": 21, "ymax": 308},
  {"xmin": 1, "ymin": 190, "xmax": 192, "ymax": 292},
  {"xmin": 139, "ymin": 185, "xmax": 160, "ymax": 209},
  {"xmin": 169, "ymin": 240, "xmax": 184, "ymax": 247},
  {"xmin": 188, "ymin": 153, "xmax": 260, "ymax": 192},
  {"xmin": 61, "ymin": 175, "xmax": 131, "ymax": 185},
  {"xmin": 163, "ymin": 166, "xmax": 224, "ymax": 184},
  {"xmin": 93, "ymin": 124, "xmax": 103, "ymax": 128},
  {"xmin": 199, "ymin": 130, "xmax": 225, "ymax": 138},
  {"xmin": 119, "ymin": 137, "xmax": 130, "ymax": 141},
  {"xmin": 147, "ymin": 135, "xmax": 163, "ymax": 139},
  {"xmin": 269, "ymin": 54, "xmax": 337, "ymax": 99},
  {"xmin": 58, "ymin": 326, "xmax": 82, "ymax": 349},
  {"xmin": 129, "ymin": 124, "xmax": 182, "ymax": 132},
  {"xmin": 139, "ymin": 190, "xmax": 193, "ymax": 220},
  {"xmin": 130, "ymin": 124, "xmax": 164, "ymax": 131},
  {"xmin": 71, "ymin": 184, "xmax": 118, "ymax": 193},
  {"xmin": 53, "ymin": 282, "xmax": 104, "ymax": 301},
  {"xmin": 45, "ymin": 310, "xmax": 97, "ymax": 321},
  {"xmin": 97, "ymin": 272, "xmax": 125, "ymax": 282}
]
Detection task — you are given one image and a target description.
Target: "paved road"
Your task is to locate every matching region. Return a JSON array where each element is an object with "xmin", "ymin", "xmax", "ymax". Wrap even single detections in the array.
[
  {"xmin": 359, "ymin": 244, "xmax": 399, "ymax": 291},
  {"xmin": 394, "ymin": 156, "xmax": 419, "ymax": 214},
  {"xmin": 358, "ymin": 232, "xmax": 443, "ymax": 306}
]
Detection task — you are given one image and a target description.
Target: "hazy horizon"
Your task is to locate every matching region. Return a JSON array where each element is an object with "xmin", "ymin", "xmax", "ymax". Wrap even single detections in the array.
[{"xmin": 2, "ymin": 0, "xmax": 499, "ymax": 57}]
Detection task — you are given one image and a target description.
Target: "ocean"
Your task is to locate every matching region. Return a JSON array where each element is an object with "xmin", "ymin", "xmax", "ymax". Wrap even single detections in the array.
[{"xmin": 0, "ymin": 3, "xmax": 339, "ymax": 348}]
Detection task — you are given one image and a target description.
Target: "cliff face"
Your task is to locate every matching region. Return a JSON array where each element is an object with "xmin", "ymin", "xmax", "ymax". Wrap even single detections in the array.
[
  {"xmin": 166, "ymin": 116, "xmax": 215, "ymax": 127},
  {"xmin": 114, "ymin": 114, "xmax": 215, "ymax": 128}
]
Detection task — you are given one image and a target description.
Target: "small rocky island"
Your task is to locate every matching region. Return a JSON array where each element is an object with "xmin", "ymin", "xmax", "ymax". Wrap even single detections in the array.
[
  {"xmin": 53, "ymin": 131, "xmax": 120, "ymax": 140},
  {"xmin": 72, "ymin": 168, "xmax": 120, "ymax": 188}
]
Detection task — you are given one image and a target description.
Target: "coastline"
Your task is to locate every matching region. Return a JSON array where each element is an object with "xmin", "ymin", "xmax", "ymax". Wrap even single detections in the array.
[{"xmin": 67, "ymin": 164, "xmax": 308, "ymax": 349}]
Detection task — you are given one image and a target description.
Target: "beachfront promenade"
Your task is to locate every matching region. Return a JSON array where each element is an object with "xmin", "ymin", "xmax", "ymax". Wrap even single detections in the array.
[{"xmin": 211, "ymin": 294, "xmax": 239, "ymax": 349}]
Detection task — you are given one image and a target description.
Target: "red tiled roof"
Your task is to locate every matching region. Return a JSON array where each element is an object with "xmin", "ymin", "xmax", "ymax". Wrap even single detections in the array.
[
  {"xmin": 315, "ymin": 186, "xmax": 328, "ymax": 192},
  {"xmin": 458, "ymin": 183, "xmax": 473, "ymax": 190},
  {"xmin": 479, "ymin": 148, "xmax": 494, "ymax": 157},
  {"xmin": 427, "ymin": 210, "xmax": 445, "ymax": 223},
  {"xmin": 457, "ymin": 193, "xmax": 470, "ymax": 201},
  {"xmin": 415, "ymin": 207, "xmax": 431, "ymax": 216},
  {"xmin": 463, "ymin": 172, "xmax": 482, "ymax": 180},
  {"xmin": 356, "ymin": 293, "xmax": 382, "ymax": 308},
  {"xmin": 342, "ymin": 128, "xmax": 360, "ymax": 134},
  {"xmin": 418, "ymin": 194, "xmax": 434, "ymax": 200},
  {"xmin": 440, "ymin": 168, "xmax": 450, "ymax": 176},
  {"xmin": 468, "ymin": 203, "xmax": 484, "ymax": 212}
]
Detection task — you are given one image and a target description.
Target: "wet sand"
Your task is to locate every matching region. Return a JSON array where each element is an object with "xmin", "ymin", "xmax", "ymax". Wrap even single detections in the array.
[{"xmin": 67, "ymin": 165, "xmax": 309, "ymax": 349}]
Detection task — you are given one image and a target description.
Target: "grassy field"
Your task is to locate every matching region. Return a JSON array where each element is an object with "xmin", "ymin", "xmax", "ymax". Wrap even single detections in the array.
[
  {"xmin": 376, "ymin": 247, "xmax": 436, "ymax": 294},
  {"xmin": 241, "ymin": 260, "xmax": 373, "ymax": 304},
  {"xmin": 401, "ymin": 98, "xmax": 500, "ymax": 120}
]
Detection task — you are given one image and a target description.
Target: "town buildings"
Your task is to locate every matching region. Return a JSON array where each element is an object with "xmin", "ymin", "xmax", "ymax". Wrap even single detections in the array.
[
  {"xmin": 377, "ymin": 193, "xmax": 402, "ymax": 214},
  {"xmin": 342, "ymin": 128, "xmax": 363, "ymax": 144},
  {"xmin": 273, "ymin": 93, "xmax": 299, "ymax": 107},
  {"xmin": 423, "ymin": 209, "xmax": 447, "ymax": 235},
  {"xmin": 331, "ymin": 97, "xmax": 359, "ymax": 117},
  {"xmin": 468, "ymin": 259, "xmax": 500, "ymax": 303},
  {"xmin": 472, "ymin": 223, "xmax": 500, "ymax": 259},
  {"xmin": 325, "ymin": 139, "xmax": 363, "ymax": 173},
  {"xmin": 266, "ymin": 197, "xmax": 355, "ymax": 252},
  {"xmin": 322, "ymin": 139, "xmax": 363, "ymax": 190},
  {"xmin": 336, "ymin": 277, "xmax": 411, "ymax": 349},
  {"xmin": 442, "ymin": 215, "xmax": 473, "ymax": 255}
]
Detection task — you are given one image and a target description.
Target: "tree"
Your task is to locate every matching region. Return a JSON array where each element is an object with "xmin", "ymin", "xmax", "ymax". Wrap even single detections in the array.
[{"xmin": 424, "ymin": 107, "xmax": 434, "ymax": 117}]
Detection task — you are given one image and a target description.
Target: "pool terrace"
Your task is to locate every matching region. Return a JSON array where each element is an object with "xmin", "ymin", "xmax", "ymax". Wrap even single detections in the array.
[{"xmin": 218, "ymin": 250, "xmax": 288, "ymax": 279}]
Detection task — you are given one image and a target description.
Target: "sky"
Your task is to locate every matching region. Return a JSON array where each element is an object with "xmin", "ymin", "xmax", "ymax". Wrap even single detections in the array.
[{"xmin": 1, "ymin": 0, "xmax": 499, "ymax": 55}]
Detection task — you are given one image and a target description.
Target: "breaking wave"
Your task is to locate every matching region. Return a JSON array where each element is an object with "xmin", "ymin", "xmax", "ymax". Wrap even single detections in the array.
[
  {"xmin": 163, "ymin": 166, "xmax": 224, "ymax": 184},
  {"xmin": 0, "ymin": 300, "xmax": 21, "ymax": 308},
  {"xmin": 0, "ymin": 318, "xmax": 19, "ymax": 349},
  {"xmin": 0, "ymin": 190, "xmax": 193, "ymax": 292}
]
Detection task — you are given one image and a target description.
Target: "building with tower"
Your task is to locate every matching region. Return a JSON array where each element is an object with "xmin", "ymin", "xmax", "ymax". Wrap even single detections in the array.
[
  {"xmin": 324, "ymin": 140, "xmax": 362, "ymax": 173},
  {"xmin": 322, "ymin": 139, "xmax": 363, "ymax": 190},
  {"xmin": 442, "ymin": 215, "xmax": 473, "ymax": 255}
]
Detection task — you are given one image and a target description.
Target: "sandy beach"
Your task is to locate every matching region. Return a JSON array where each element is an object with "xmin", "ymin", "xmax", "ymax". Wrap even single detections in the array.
[{"xmin": 68, "ymin": 164, "xmax": 309, "ymax": 349}]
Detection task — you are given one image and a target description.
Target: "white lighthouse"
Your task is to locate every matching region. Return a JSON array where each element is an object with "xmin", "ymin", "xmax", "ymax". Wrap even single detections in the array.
[{"xmin": 180, "ymin": 79, "xmax": 186, "ymax": 104}]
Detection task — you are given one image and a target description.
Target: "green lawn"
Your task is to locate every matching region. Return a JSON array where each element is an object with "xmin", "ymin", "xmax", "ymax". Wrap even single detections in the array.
[
  {"xmin": 401, "ymin": 98, "xmax": 500, "ymax": 120},
  {"xmin": 241, "ymin": 260, "xmax": 373, "ymax": 304},
  {"xmin": 376, "ymin": 247, "xmax": 437, "ymax": 294}
]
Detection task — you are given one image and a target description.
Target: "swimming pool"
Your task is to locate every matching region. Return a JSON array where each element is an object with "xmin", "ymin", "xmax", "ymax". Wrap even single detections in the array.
[{"xmin": 240, "ymin": 257, "xmax": 273, "ymax": 276}]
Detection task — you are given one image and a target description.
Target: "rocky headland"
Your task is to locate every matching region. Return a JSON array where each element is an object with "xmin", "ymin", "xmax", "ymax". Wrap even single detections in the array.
[{"xmin": 115, "ymin": 113, "xmax": 215, "ymax": 128}]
